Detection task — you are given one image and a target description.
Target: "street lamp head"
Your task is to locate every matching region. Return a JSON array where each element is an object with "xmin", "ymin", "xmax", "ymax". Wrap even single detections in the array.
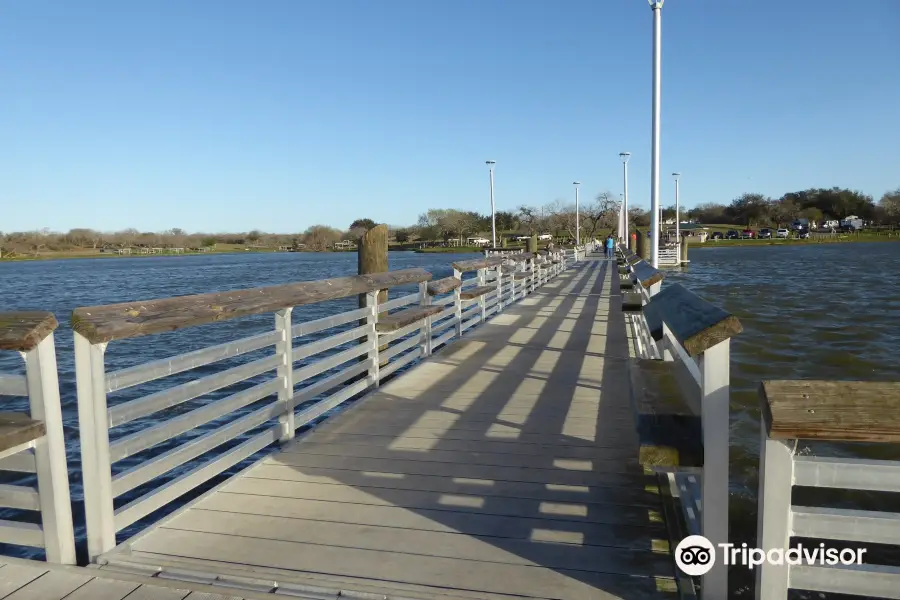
[
  {"xmin": 573, "ymin": 181, "xmax": 581, "ymax": 186},
  {"xmin": 672, "ymin": 172, "xmax": 681, "ymax": 178},
  {"xmin": 485, "ymin": 160, "xmax": 496, "ymax": 167},
  {"xmin": 619, "ymin": 152, "xmax": 631, "ymax": 164},
  {"xmin": 648, "ymin": 0, "xmax": 664, "ymax": 8}
]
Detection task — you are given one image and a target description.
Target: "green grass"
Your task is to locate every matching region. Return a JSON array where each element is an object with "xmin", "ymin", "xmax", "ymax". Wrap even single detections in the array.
[{"xmin": 413, "ymin": 246, "xmax": 483, "ymax": 253}]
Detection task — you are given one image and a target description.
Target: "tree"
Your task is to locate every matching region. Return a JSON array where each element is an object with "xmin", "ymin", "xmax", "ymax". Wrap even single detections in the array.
[
  {"xmin": 878, "ymin": 188, "xmax": 900, "ymax": 223},
  {"xmin": 349, "ymin": 218, "xmax": 377, "ymax": 231},
  {"xmin": 725, "ymin": 193, "xmax": 771, "ymax": 226},
  {"xmin": 495, "ymin": 211, "xmax": 518, "ymax": 232},
  {"xmin": 301, "ymin": 225, "xmax": 342, "ymax": 251},
  {"xmin": 247, "ymin": 230, "xmax": 263, "ymax": 243},
  {"xmin": 581, "ymin": 192, "xmax": 620, "ymax": 239},
  {"xmin": 394, "ymin": 228, "xmax": 411, "ymax": 243}
]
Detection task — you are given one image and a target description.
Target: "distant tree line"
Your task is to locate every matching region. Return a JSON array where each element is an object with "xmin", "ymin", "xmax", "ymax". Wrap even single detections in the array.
[{"xmin": 4, "ymin": 186, "xmax": 896, "ymax": 256}]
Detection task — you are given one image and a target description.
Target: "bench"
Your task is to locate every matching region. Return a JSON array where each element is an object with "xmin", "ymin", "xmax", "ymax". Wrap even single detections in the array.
[
  {"xmin": 629, "ymin": 360, "xmax": 702, "ymax": 467},
  {"xmin": 460, "ymin": 286, "xmax": 495, "ymax": 300},
  {"xmin": 451, "ymin": 256, "xmax": 505, "ymax": 273},
  {"xmin": 426, "ymin": 277, "xmax": 462, "ymax": 296},
  {"xmin": 0, "ymin": 412, "xmax": 46, "ymax": 459},
  {"xmin": 375, "ymin": 305, "xmax": 446, "ymax": 332},
  {"xmin": 631, "ymin": 260, "xmax": 664, "ymax": 288},
  {"xmin": 627, "ymin": 283, "xmax": 743, "ymax": 467}
]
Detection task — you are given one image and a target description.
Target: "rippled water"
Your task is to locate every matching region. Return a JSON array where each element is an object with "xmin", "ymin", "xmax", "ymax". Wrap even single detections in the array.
[
  {"xmin": 667, "ymin": 242, "xmax": 900, "ymax": 598},
  {"xmin": 2, "ymin": 245, "xmax": 898, "ymax": 594}
]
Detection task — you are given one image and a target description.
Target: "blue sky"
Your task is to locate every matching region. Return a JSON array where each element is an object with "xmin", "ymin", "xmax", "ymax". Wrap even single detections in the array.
[{"xmin": 2, "ymin": 0, "xmax": 898, "ymax": 233}]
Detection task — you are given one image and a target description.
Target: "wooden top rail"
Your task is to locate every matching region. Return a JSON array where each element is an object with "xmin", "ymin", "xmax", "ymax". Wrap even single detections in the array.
[
  {"xmin": 760, "ymin": 380, "xmax": 900, "ymax": 443},
  {"xmin": 0, "ymin": 311, "xmax": 59, "ymax": 352},
  {"xmin": 451, "ymin": 256, "xmax": 506, "ymax": 272},
  {"xmin": 631, "ymin": 260, "xmax": 664, "ymax": 288},
  {"xmin": 642, "ymin": 283, "xmax": 742, "ymax": 356},
  {"xmin": 72, "ymin": 268, "xmax": 433, "ymax": 344}
]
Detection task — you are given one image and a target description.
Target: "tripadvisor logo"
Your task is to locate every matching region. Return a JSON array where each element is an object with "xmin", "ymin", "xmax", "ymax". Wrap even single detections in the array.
[{"xmin": 675, "ymin": 535, "xmax": 867, "ymax": 576}]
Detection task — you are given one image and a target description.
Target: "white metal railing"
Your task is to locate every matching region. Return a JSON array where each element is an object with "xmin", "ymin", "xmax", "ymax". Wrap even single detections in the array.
[
  {"xmin": 0, "ymin": 313, "xmax": 76, "ymax": 564},
  {"xmin": 619, "ymin": 247, "xmax": 738, "ymax": 600},
  {"xmin": 755, "ymin": 381, "xmax": 900, "ymax": 600},
  {"xmin": 72, "ymin": 249, "xmax": 574, "ymax": 561}
]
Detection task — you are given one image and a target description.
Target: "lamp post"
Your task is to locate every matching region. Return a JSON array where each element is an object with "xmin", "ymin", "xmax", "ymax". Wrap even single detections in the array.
[
  {"xmin": 649, "ymin": 0, "xmax": 663, "ymax": 268},
  {"xmin": 619, "ymin": 152, "xmax": 631, "ymax": 243},
  {"xmin": 573, "ymin": 181, "xmax": 581, "ymax": 246},
  {"xmin": 486, "ymin": 160, "xmax": 496, "ymax": 248},
  {"xmin": 672, "ymin": 172, "xmax": 681, "ymax": 243}
]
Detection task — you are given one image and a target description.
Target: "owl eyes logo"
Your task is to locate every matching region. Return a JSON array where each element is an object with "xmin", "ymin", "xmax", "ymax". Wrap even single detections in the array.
[{"xmin": 675, "ymin": 535, "xmax": 716, "ymax": 576}]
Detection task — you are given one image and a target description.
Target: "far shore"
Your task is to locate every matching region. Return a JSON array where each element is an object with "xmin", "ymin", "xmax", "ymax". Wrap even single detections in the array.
[{"xmin": 2, "ymin": 233, "xmax": 897, "ymax": 264}]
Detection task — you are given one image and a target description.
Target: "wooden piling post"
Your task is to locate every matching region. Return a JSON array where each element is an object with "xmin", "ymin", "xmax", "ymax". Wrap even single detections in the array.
[
  {"xmin": 358, "ymin": 225, "xmax": 389, "ymax": 363},
  {"xmin": 528, "ymin": 234, "xmax": 537, "ymax": 254},
  {"xmin": 638, "ymin": 230, "xmax": 650, "ymax": 261},
  {"xmin": 680, "ymin": 235, "xmax": 689, "ymax": 265}
]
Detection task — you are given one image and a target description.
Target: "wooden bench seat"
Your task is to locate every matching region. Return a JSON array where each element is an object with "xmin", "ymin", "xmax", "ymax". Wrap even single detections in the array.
[
  {"xmin": 460, "ymin": 286, "xmax": 495, "ymax": 300},
  {"xmin": 0, "ymin": 412, "xmax": 45, "ymax": 456},
  {"xmin": 631, "ymin": 260, "xmax": 664, "ymax": 288},
  {"xmin": 514, "ymin": 272, "xmax": 531, "ymax": 280},
  {"xmin": 619, "ymin": 274, "xmax": 635, "ymax": 289},
  {"xmin": 622, "ymin": 291, "xmax": 643, "ymax": 312},
  {"xmin": 375, "ymin": 305, "xmax": 445, "ymax": 332},
  {"xmin": 628, "ymin": 359, "xmax": 702, "ymax": 468},
  {"xmin": 426, "ymin": 277, "xmax": 462, "ymax": 296}
]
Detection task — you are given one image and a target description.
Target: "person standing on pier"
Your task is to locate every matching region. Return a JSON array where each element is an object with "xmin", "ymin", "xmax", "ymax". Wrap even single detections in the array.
[{"xmin": 605, "ymin": 234, "xmax": 615, "ymax": 259}]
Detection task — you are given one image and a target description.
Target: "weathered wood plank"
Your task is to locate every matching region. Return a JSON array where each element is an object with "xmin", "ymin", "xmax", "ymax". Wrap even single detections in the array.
[
  {"xmin": 60, "ymin": 578, "xmax": 141, "ymax": 600},
  {"xmin": 631, "ymin": 261, "xmax": 664, "ymax": 288},
  {"xmin": 427, "ymin": 277, "xmax": 462, "ymax": 296},
  {"xmin": 132, "ymin": 529, "xmax": 675, "ymax": 600},
  {"xmin": 629, "ymin": 359, "xmax": 702, "ymax": 468},
  {"xmin": 161, "ymin": 509, "xmax": 672, "ymax": 577},
  {"xmin": 0, "ymin": 562, "xmax": 48, "ymax": 598},
  {"xmin": 450, "ymin": 256, "xmax": 505, "ymax": 272},
  {"xmin": 644, "ymin": 283, "xmax": 742, "ymax": 356},
  {"xmin": 460, "ymin": 286, "xmax": 495, "ymax": 300},
  {"xmin": 71, "ymin": 268, "xmax": 433, "ymax": 343},
  {"xmin": 760, "ymin": 380, "xmax": 900, "ymax": 442},
  {"xmin": 2, "ymin": 569, "xmax": 92, "ymax": 600},
  {"xmin": 0, "ymin": 312, "xmax": 58, "ymax": 352},
  {"xmin": 376, "ymin": 305, "xmax": 445, "ymax": 332},
  {"xmin": 0, "ymin": 413, "xmax": 44, "ymax": 456}
]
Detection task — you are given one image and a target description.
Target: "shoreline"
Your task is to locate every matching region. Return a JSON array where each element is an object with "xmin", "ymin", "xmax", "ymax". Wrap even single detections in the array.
[{"xmin": 688, "ymin": 235, "xmax": 899, "ymax": 249}]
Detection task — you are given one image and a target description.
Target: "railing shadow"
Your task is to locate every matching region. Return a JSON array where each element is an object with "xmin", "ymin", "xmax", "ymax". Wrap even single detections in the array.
[{"xmin": 131, "ymin": 258, "xmax": 678, "ymax": 599}]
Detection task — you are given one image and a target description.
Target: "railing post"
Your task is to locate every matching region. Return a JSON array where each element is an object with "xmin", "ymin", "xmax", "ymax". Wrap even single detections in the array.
[
  {"xmin": 453, "ymin": 268, "xmax": 463, "ymax": 336},
  {"xmin": 74, "ymin": 332, "xmax": 116, "ymax": 561},
  {"xmin": 419, "ymin": 281, "xmax": 432, "ymax": 357},
  {"xmin": 22, "ymin": 333, "xmax": 76, "ymax": 564},
  {"xmin": 274, "ymin": 307, "xmax": 295, "ymax": 443},
  {"xmin": 478, "ymin": 267, "xmax": 487, "ymax": 324},
  {"xmin": 495, "ymin": 265, "xmax": 503, "ymax": 311},
  {"xmin": 530, "ymin": 258, "xmax": 536, "ymax": 294},
  {"xmin": 755, "ymin": 427, "xmax": 795, "ymax": 600},
  {"xmin": 698, "ymin": 338, "xmax": 730, "ymax": 600},
  {"xmin": 365, "ymin": 291, "xmax": 380, "ymax": 386}
]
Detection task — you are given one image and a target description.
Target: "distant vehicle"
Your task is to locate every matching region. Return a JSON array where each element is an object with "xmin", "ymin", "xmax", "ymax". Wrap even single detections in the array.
[
  {"xmin": 776, "ymin": 228, "xmax": 789, "ymax": 238},
  {"xmin": 758, "ymin": 228, "xmax": 773, "ymax": 239},
  {"xmin": 711, "ymin": 231, "xmax": 724, "ymax": 240},
  {"xmin": 799, "ymin": 231, "xmax": 810, "ymax": 239},
  {"xmin": 791, "ymin": 218, "xmax": 810, "ymax": 231},
  {"xmin": 741, "ymin": 229, "xmax": 755, "ymax": 239},
  {"xmin": 513, "ymin": 235, "xmax": 531, "ymax": 241},
  {"xmin": 725, "ymin": 230, "xmax": 739, "ymax": 240},
  {"xmin": 467, "ymin": 237, "xmax": 490, "ymax": 246},
  {"xmin": 840, "ymin": 217, "xmax": 863, "ymax": 231},
  {"xmin": 538, "ymin": 234, "xmax": 553, "ymax": 241}
]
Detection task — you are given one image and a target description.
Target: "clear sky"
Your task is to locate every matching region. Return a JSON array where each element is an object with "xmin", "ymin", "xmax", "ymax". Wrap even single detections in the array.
[{"xmin": 2, "ymin": 0, "xmax": 898, "ymax": 233}]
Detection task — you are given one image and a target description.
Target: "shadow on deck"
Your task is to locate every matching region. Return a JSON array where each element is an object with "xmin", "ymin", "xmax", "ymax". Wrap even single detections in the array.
[{"xmin": 103, "ymin": 258, "xmax": 678, "ymax": 600}]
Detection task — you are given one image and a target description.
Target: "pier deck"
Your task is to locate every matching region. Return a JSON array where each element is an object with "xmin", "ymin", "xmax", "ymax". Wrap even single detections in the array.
[{"xmin": 76, "ymin": 257, "xmax": 674, "ymax": 599}]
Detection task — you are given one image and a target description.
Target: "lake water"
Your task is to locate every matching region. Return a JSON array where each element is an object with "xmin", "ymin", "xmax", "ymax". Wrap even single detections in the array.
[{"xmin": 1, "ymin": 245, "xmax": 899, "ymax": 595}]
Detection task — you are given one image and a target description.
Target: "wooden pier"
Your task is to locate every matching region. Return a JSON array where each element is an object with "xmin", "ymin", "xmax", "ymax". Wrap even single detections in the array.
[
  {"xmin": 6, "ymin": 243, "xmax": 898, "ymax": 600},
  {"xmin": 90, "ymin": 257, "xmax": 677, "ymax": 599}
]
